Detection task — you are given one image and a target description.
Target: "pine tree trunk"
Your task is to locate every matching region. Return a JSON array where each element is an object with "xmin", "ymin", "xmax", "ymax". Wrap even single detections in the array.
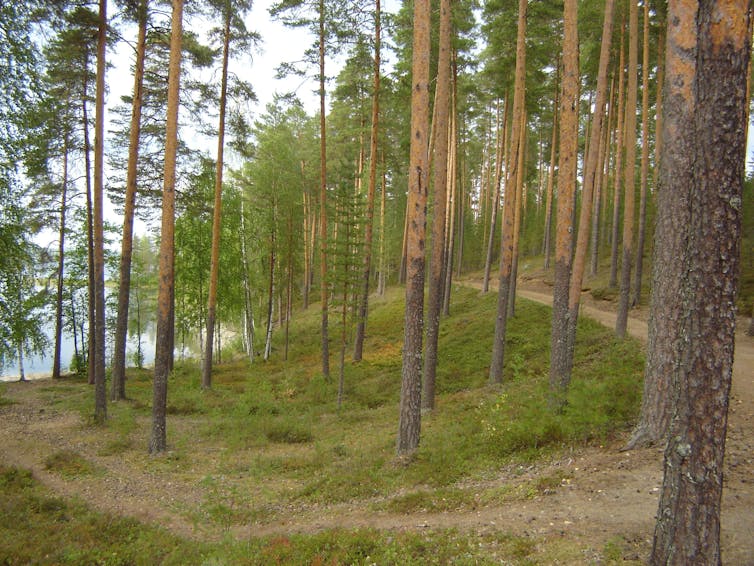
[
  {"xmin": 590, "ymin": 77, "xmax": 614, "ymax": 277},
  {"xmin": 397, "ymin": 0, "xmax": 430, "ymax": 456},
  {"xmin": 455, "ymin": 157, "xmax": 465, "ymax": 278},
  {"xmin": 548, "ymin": 0, "xmax": 579, "ymax": 409},
  {"xmin": 92, "ymin": 0, "xmax": 108, "ymax": 423},
  {"xmin": 202, "ymin": 9, "xmax": 231, "ymax": 390},
  {"xmin": 112, "ymin": 0, "xmax": 147, "ymax": 400},
  {"xmin": 489, "ymin": 0, "xmax": 527, "ymax": 385},
  {"xmin": 615, "ymin": 0, "xmax": 639, "ymax": 339},
  {"xmin": 483, "ymin": 99, "xmax": 507, "ymax": 293},
  {"xmin": 150, "ymin": 0, "xmax": 183, "ymax": 454},
  {"xmin": 507, "ymin": 111, "xmax": 526, "ymax": 319},
  {"xmin": 651, "ymin": 3, "xmax": 749, "ymax": 561},
  {"xmin": 631, "ymin": 0, "xmax": 651, "ymax": 307},
  {"xmin": 609, "ymin": 25, "xmax": 626, "ymax": 289},
  {"xmin": 353, "ymin": 0, "xmax": 381, "ymax": 362},
  {"xmin": 399, "ymin": 198, "xmax": 408, "ymax": 284},
  {"xmin": 318, "ymin": 0, "xmax": 330, "ymax": 379},
  {"xmin": 53, "ymin": 134, "xmax": 69, "ymax": 380},
  {"xmin": 551, "ymin": 0, "xmax": 615, "ymax": 405},
  {"xmin": 82, "ymin": 80, "xmax": 95, "ymax": 386},
  {"xmin": 542, "ymin": 69, "xmax": 559, "ymax": 270},
  {"xmin": 627, "ymin": 5, "xmax": 692, "ymax": 451},
  {"xmin": 378, "ymin": 163, "xmax": 387, "ymax": 296},
  {"xmin": 422, "ymin": 0, "xmax": 451, "ymax": 412}
]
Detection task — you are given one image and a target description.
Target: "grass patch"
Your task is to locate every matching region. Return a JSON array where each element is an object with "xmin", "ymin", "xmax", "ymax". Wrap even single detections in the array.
[
  {"xmin": 1, "ymin": 464, "xmax": 626, "ymax": 564},
  {"xmin": 3, "ymin": 282, "xmax": 648, "ymax": 563},
  {"xmin": 43, "ymin": 450, "xmax": 99, "ymax": 478},
  {"xmin": 263, "ymin": 418, "xmax": 314, "ymax": 444},
  {"xmin": 0, "ymin": 465, "xmax": 205, "ymax": 565}
]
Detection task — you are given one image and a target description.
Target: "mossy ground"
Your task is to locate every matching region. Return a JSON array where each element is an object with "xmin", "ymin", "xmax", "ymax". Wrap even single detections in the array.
[{"xmin": 0, "ymin": 284, "xmax": 647, "ymax": 564}]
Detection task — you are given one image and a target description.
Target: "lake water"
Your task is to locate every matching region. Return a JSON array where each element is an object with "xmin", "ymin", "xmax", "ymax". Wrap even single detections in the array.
[{"xmin": 0, "ymin": 326, "xmax": 156, "ymax": 382}]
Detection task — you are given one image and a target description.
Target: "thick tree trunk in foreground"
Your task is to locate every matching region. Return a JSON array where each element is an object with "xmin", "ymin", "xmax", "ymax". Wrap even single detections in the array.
[
  {"xmin": 112, "ymin": 0, "xmax": 148, "ymax": 400},
  {"xmin": 150, "ymin": 0, "xmax": 184, "ymax": 454},
  {"xmin": 650, "ymin": 1, "xmax": 749, "ymax": 563},
  {"xmin": 397, "ymin": 0, "xmax": 430, "ymax": 457}
]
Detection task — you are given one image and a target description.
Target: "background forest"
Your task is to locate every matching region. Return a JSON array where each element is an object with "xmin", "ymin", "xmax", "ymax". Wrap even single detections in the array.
[
  {"xmin": 1, "ymin": 0, "xmax": 753, "ymax": 563},
  {"xmin": 2, "ymin": 0, "xmax": 753, "ymax": 384}
]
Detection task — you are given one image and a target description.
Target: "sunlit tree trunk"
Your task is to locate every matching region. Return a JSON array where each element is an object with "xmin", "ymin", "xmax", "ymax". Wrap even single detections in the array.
[
  {"xmin": 548, "ymin": 0, "xmax": 579, "ymax": 409},
  {"xmin": 202, "ymin": 7, "xmax": 231, "ymax": 389},
  {"xmin": 651, "ymin": 2, "xmax": 749, "ymax": 561},
  {"xmin": 422, "ymin": 0, "xmax": 451, "ymax": 412},
  {"xmin": 112, "ymin": 0, "xmax": 148, "ymax": 400},
  {"xmin": 550, "ymin": 0, "xmax": 615, "ymax": 407},
  {"xmin": 397, "ymin": 0, "xmax": 430, "ymax": 456},
  {"xmin": 615, "ymin": 0, "xmax": 639, "ymax": 338},
  {"xmin": 489, "ymin": 0, "xmax": 527, "ymax": 384},
  {"xmin": 150, "ymin": 0, "xmax": 183, "ymax": 454}
]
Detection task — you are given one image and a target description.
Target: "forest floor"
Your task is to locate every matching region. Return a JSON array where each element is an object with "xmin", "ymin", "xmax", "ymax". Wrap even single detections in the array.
[{"xmin": 1, "ymin": 275, "xmax": 753, "ymax": 564}]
